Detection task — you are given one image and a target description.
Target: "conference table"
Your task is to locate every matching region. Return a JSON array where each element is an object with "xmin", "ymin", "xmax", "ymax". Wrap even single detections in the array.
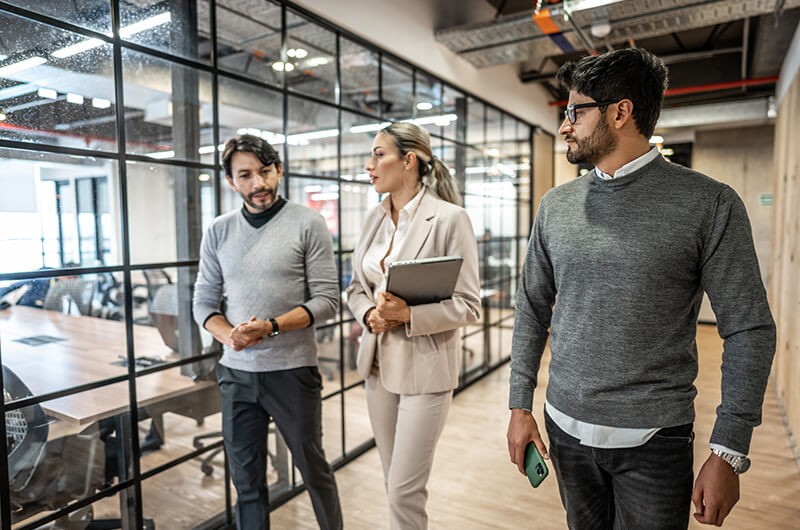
[{"xmin": 0, "ymin": 305, "xmax": 218, "ymax": 529}]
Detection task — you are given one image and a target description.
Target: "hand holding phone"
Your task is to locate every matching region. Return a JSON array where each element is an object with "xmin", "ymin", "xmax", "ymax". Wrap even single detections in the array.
[{"xmin": 524, "ymin": 441, "xmax": 549, "ymax": 488}]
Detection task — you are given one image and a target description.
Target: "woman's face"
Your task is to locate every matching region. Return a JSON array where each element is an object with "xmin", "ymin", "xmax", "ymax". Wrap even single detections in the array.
[{"xmin": 365, "ymin": 132, "xmax": 411, "ymax": 195}]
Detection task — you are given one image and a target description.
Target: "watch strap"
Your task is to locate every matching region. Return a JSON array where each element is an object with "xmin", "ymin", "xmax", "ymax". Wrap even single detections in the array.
[{"xmin": 268, "ymin": 317, "xmax": 280, "ymax": 337}]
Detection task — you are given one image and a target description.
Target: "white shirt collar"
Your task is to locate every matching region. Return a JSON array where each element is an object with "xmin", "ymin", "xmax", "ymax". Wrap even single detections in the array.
[
  {"xmin": 380, "ymin": 185, "xmax": 426, "ymax": 220},
  {"xmin": 595, "ymin": 147, "xmax": 660, "ymax": 180}
]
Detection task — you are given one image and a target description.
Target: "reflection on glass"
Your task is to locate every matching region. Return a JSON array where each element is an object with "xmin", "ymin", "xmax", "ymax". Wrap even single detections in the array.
[
  {"xmin": 126, "ymin": 161, "xmax": 212, "ymax": 264},
  {"xmin": 381, "ymin": 57, "xmax": 413, "ymax": 121},
  {"xmin": 218, "ymin": 75, "xmax": 283, "ymax": 158},
  {"xmin": 288, "ymin": 177, "xmax": 340, "ymax": 247},
  {"xmin": 121, "ymin": 1, "xmax": 211, "ymax": 64},
  {"xmin": 286, "ymin": 10, "xmax": 336, "ymax": 103},
  {"xmin": 0, "ymin": 148, "xmax": 120, "ymax": 274},
  {"xmin": 216, "ymin": 0, "xmax": 283, "ymax": 85},
  {"xmin": 122, "ymin": 50, "xmax": 213, "ymax": 162},
  {"xmin": 0, "ymin": 12, "xmax": 117, "ymax": 151},
  {"xmin": 466, "ymin": 97, "xmax": 485, "ymax": 145},
  {"xmin": 341, "ymin": 38, "xmax": 379, "ymax": 112},
  {"xmin": 1, "ymin": 0, "xmax": 111, "ymax": 33},
  {"xmin": 287, "ymin": 96, "xmax": 338, "ymax": 176}
]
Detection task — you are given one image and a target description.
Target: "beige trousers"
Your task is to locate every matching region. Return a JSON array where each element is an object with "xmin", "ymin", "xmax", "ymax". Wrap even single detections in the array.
[{"xmin": 365, "ymin": 373, "xmax": 453, "ymax": 530}]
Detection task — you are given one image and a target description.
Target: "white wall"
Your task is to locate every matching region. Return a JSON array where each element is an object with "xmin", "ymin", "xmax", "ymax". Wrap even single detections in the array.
[{"xmin": 293, "ymin": 0, "xmax": 557, "ymax": 133}]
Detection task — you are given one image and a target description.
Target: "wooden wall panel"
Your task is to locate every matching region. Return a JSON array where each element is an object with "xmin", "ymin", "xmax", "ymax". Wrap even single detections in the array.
[{"xmin": 770, "ymin": 71, "xmax": 800, "ymax": 466}]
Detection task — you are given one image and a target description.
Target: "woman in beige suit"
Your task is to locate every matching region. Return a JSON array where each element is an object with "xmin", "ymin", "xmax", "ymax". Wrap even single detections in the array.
[{"xmin": 346, "ymin": 122, "xmax": 481, "ymax": 529}]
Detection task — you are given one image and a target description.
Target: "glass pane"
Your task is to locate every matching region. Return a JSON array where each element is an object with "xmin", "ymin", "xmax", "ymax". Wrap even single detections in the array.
[
  {"xmin": 344, "ymin": 384, "xmax": 372, "ymax": 453},
  {"xmin": 0, "ymin": 148, "xmax": 121, "ymax": 274},
  {"xmin": 218, "ymin": 75, "xmax": 283, "ymax": 153},
  {"xmin": 141, "ymin": 456, "xmax": 227, "ymax": 528},
  {"xmin": 126, "ymin": 161, "xmax": 212, "ymax": 264},
  {"xmin": 287, "ymin": 96, "xmax": 338, "ymax": 177},
  {"xmin": 122, "ymin": 50, "xmax": 214, "ymax": 163},
  {"xmin": 2, "ymin": 0, "xmax": 111, "ymax": 33},
  {"xmin": 121, "ymin": 1, "xmax": 211, "ymax": 64},
  {"xmin": 414, "ymin": 71, "xmax": 443, "ymax": 137},
  {"xmin": 215, "ymin": 0, "xmax": 282, "ymax": 86},
  {"xmin": 466, "ymin": 97, "xmax": 485, "ymax": 146},
  {"xmin": 341, "ymin": 110, "xmax": 383, "ymax": 185},
  {"xmin": 340, "ymin": 182, "xmax": 377, "ymax": 251},
  {"xmin": 0, "ymin": 12, "xmax": 117, "ymax": 151},
  {"xmin": 320, "ymin": 393, "xmax": 343, "ymax": 462},
  {"xmin": 381, "ymin": 56, "xmax": 412, "ymax": 121},
  {"xmin": 317, "ymin": 323, "xmax": 342, "ymax": 396},
  {"xmin": 442, "ymin": 84, "xmax": 466, "ymax": 141},
  {"xmin": 341, "ymin": 38, "xmax": 379, "ymax": 113},
  {"xmin": 287, "ymin": 176, "xmax": 340, "ymax": 246},
  {"xmin": 286, "ymin": 10, "xmax": 337, "ymax": 103}
]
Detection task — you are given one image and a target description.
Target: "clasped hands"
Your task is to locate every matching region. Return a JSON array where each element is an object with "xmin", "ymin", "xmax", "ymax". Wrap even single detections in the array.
[
  {"xmin": 366, "ymin": 291, "xmax": 411, "ymax": 334},
  {"xmin": 228, "ymin": 316, "xmax": 269, "ymax": 351}
]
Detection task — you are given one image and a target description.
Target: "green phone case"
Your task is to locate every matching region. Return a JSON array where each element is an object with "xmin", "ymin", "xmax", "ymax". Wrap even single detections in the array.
[{"xmin": 524, "ymin": 441, "xmax": 549, "ymax": 488}]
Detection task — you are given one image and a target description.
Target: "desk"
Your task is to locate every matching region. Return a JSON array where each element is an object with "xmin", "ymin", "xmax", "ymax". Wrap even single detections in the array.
[{"xmin": 1, "ymin": 306, "xmax": 217, "ymax": 529}]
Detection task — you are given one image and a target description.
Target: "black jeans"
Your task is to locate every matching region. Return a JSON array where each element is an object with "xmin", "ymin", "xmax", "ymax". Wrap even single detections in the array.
[
  {"xmin": 545, "ymin": 412, "xmax": 694, "ymax": 530},
  {"xmin": 217, "ymin": 364, "xmax": 343, "ymax": 530}
]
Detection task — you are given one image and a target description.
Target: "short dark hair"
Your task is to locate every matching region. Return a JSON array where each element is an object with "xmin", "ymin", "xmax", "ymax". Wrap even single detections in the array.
[
  {"xmin": 222, "ymin": 134, "xmax": 282, "ymax": 177},
  {"xmin": 556, "ymin": 48, "xmax": 669, "ymax": 138}
]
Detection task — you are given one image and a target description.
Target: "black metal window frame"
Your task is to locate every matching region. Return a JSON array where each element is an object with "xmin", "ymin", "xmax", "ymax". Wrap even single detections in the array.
[{"xmin": 0, "ymin": 1, "xmax": 548, "ymax": 528}]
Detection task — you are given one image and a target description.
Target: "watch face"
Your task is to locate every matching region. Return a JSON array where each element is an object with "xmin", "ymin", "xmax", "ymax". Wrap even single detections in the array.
[{"xmin": 736, "ymin": 457, "xmax": 751, "ymax": 474}]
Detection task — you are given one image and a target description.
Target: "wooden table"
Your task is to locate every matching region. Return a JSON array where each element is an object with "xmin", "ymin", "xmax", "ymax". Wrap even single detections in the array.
[{"xmin": 1, "ymin": 305, "xmax": 218, "ymax": 529}]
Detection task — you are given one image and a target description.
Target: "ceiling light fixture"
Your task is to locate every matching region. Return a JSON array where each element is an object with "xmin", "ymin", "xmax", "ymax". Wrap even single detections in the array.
[
  {"xmin": 92, "ymin": 97, "xmax": 111, "ymax": 109},
  {"xmin": 0, "ymin": 56, "xmax": 48, "ymax": 77},
  {"xmin": 66, "ymin": 92, "xmax": 84, "ymax": 105},
  {"xmin": 416, "ymin": 101, "xmax": 433, "ymax": 111},
  {"xmin": 649, "ymin": 135, "xmax": 664, "ymax": 144},
  {"xmin": 38, "ymin": 87, "xmax": 58, "ymax": 99},
  {"xmin": 52, "ymin": 12, "xmax": 171, "ymax": 58},
  {"xmin": 0, "ymin": 109, "xmax": 6, "ymax": 121}
]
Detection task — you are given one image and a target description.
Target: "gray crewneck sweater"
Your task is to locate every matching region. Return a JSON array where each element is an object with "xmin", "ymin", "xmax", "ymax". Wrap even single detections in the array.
[
  {"xmin": 509, "ymin": 155, "xmax": 775, "ymax": 454},
  {"xmin": 193, "ymin": 201, "xmax": 338, "ymax": 372}
]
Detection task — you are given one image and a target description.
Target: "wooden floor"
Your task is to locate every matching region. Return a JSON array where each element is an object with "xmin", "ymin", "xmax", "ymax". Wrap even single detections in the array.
[{"xmin": 272, "ymin": 325, "xmax": 800, "ymax": 529}]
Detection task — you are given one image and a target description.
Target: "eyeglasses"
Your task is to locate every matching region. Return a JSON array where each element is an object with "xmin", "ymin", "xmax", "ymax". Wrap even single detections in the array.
[{"xmin": 564, "ymin": 101, "xmax": 617, "ymax": 124}]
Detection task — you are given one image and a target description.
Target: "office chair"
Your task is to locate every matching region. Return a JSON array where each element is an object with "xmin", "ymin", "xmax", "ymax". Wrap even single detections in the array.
[
  {"xmin": 43, "ymin": 278, "xmax": 98, "ymax": 317},
  {"xmin": 3, "ymin": 365, "xmax": 111, "ymax": 528}
]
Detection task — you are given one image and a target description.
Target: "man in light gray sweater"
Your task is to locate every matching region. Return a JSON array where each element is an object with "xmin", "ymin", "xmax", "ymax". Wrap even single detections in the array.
[
  {"xmin": 507, "ymin": 48, "xmax": 775, "ymax": 529},
  {"xmin": 193, "ymin": 135, "xmax": 342, "ymax": 530}
]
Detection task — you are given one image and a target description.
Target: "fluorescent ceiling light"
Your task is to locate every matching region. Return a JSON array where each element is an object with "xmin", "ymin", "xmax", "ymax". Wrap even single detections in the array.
[
  {"xmin": 52, "ymin": 38, "xmax": 103, "ymax": 59},
  {"xmin": 416, "ymin": 101, "xmax": 433, "ymax": 111},
  {"xmin": 349, "ymin": 122, "xmax": 391, "ymax": 134},
  {"xmin": 146, "ymin": 150, "xmax": 175, "ymax": 159},
  {"xmin": 287, "ymin": 48, "xmax": 308, "ymax": 59},
  {"xmin": 0, "ymin": 56, "xmax": 47, "ymax": 77},
  {"xmin": 92, "ymin": 97, "xmax": 111, "ymax": 109},
  {"xmin": 38, "ymin": 87, "xmax": 58, "ymax": 99},
  {"xmin": 272, "ymin": 61, "xmax": 285, "ymax": 72},
  {"xmin": 198, "ymin": 174, "xmax": 211, "ymax": 182},
  {"xmin": 288, "ymin": 128, "xmax": 339, "ymax": 145},
  {"xmin": 649, "ymin": 135, "xmax": 664, "ymax": 144},
  {"xmin": 52, "ymin": 13, "xmax": 171, "ymax": 59},
  {"xmin": 66, "ymin": 92, "xmax": 84, "ymax": 105},
  {"xmin": 198, "ymin": 145, "xmax": 216, "ymax": 154},
  {"xmin": 119, "ymin": 12, "xmax": 172, "ymax": 38},
  {"xmin": 305, "ymin": 57, "xmax": 329, "ymax": 68},
  {"xmin": 310, "ymin": 192, "xmax": 339, "ymax": 201},
  {"xmin": 565, "ymin": 0, "xmax": 625, "ymax": 12},
  {"xmin": 405, "ymin": 113, "xmax": 457, "ymax": 127}
]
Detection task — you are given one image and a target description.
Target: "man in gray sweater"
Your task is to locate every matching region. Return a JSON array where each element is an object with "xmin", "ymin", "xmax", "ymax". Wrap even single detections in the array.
[
  {"xmin": 507, "ymin": 48, "xmax": 775, "ymax": 528},
  {"xmin": 193, "ymin": 135, "xmax": 342, "ymax": 530}
]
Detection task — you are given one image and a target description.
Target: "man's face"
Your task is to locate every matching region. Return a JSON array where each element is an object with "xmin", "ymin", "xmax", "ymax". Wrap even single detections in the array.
[
  {"xmin": 558, "ymin": 91, "xmax": 618, "ymax": 166},
  {"xmin": 226, "ymin": 151, "xmax": 283, "ymax": 214}
]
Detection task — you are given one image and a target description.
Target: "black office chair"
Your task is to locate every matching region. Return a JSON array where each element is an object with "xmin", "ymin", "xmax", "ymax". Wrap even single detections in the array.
[{"xmin": 4, "ymin": 365, "xmax": 110, "ymax": 528}]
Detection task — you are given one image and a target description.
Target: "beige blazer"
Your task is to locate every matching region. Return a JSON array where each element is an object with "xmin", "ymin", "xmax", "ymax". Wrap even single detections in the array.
[{"xmin": 346, "ymin": 189, "xmax": 481, "ymax": 395}]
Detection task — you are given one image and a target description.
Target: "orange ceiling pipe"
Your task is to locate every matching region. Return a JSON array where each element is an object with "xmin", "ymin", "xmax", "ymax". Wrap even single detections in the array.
[{"xmin": 547, "ymin": 76, "xmax": 779, "ymax": 106}]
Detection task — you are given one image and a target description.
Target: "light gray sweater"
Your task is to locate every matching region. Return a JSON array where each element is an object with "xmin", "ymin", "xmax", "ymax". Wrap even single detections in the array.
[
  {"xmin": 509, "ymin": 155, "xmax": 775, "ymax": 454},
  {"xmin": 193, "ymin": 201, "xmax": 338, "ymax": 372}
]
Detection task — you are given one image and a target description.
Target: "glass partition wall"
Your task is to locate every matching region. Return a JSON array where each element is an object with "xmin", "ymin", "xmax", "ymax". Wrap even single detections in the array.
[{"xmin": 0, "ymin": 1, "xmax": 536, "ymax": 528}]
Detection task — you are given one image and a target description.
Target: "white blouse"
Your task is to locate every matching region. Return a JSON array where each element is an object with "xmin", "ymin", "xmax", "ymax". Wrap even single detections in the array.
[{"xmin": 362, "ymin": 186, "xmax": 426, "ymax": 301}]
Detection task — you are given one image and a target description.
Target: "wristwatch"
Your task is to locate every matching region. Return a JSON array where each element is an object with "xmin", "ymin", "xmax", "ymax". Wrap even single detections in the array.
[
  {"xmin": 711, "ymin": 448, "xmax": 751, "ymax": 475},
  {"xmin": 267, "ymin": 318, "xmax": 280, "ymax": 337}
]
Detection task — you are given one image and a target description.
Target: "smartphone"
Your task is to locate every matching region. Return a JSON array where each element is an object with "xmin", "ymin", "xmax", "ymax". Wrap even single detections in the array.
[{"xmin": 524, "ymin": 441, "xmax": 549, "ymax": 488}]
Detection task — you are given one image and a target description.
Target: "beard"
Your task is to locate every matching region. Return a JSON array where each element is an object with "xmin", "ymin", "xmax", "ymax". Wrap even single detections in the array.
[
  {"xmin": 565, "ymin": 117, "xmax": 617, "ymax": 165},
  {"xmin": 242, "ymin": 187, "xmax": 277, "ymax": 212}
]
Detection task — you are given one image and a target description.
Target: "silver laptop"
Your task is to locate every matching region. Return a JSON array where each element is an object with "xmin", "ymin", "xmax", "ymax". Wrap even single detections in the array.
[{"xmin": 386, "ymin": 255, "xmax": 464, "ymax": 305}]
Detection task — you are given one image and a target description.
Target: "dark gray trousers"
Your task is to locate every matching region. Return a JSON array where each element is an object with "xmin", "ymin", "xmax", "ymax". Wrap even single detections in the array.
[{"xmin": 217, "ymin": 364, "xmax": 343, "ymax": 530}]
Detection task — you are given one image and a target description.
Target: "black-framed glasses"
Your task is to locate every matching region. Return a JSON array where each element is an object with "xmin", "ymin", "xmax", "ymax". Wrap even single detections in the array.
[{"xmin": 564, "ymin": 101, "xmax": 617, "ymax": 124}]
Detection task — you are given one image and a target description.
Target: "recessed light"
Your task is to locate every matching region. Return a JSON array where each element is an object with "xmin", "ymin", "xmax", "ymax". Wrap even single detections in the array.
[{"xmin": 416, "ymin": 101, "xmax": 433, "ymax": 111}]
